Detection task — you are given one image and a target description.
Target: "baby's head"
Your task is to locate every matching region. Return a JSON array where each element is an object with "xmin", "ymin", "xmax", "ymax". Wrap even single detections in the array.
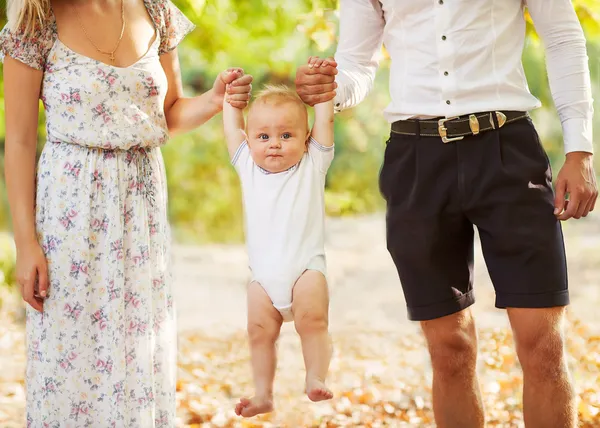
[{"xmin": 246, "ymin": 84, "xmax": 310, "ymax": 173}]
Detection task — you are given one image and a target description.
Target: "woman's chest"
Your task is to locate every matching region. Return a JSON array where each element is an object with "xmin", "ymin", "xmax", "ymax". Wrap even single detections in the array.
[{"xmin": 42, "ymin": 47, "xmax": 168, "ymax": 118}]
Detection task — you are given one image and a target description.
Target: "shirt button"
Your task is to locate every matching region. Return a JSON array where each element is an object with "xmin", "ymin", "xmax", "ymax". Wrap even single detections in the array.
[
  {"xmin": 439, "ymin": 0, "xmax": 444, "ymax": 4},
  {"xmin": 446, "ymin": 100, "xmax": 451, "ymax": 105},
  {"xmin": 335, "ymin": 103, "xmax": 340, "ymax": 107},
  {"xmin": 444, "ymin": 71, "xmax": 449, "ymax": 76},
  {"xmin": 441, "ymin": 35, "xmax": 447, "ymax": 41}
]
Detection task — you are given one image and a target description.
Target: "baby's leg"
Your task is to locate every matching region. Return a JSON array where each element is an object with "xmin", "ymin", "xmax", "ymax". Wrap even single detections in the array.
[
  {"xmin": 292, "ymin": 270, "xmax": 333, "ymax": 402},
  {"xmin": 235, "ymin": 281, "xmax": 283, "ymax": 418}
]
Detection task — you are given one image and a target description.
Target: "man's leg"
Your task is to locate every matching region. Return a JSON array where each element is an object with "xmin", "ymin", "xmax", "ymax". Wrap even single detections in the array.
[
  {"xmin": 421, "ymin": 309, "xmax": 485, "ymax": 428},
  {"xmin": 508, "ymin": 307, "xmax": 576, "ymax": 428},
  {"xmin": 461, "ymin": 117, "xmax": 573, "ymax": 427},
  {"xmin": 380, "ymin": 131, "xmax": 484, "ymax": 427}
]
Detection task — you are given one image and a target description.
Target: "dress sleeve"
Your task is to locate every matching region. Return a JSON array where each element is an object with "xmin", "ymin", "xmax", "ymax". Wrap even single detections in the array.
[
  {"xmin": 157, "ymin": 0, "xmax": 196, "ymax": 55},
  {"xmin": 0, "ymin": 21, "xmax": 56, "ymax": 71}
]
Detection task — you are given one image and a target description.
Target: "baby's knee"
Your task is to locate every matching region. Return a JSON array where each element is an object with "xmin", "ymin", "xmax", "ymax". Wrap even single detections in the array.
[
  {"xmin": 247, "ymin": 318, "xmax": 281, "ymax": 345},
  {"xmin": 294, "ymin": 309, "xmax": 329, "ymax": 336}
]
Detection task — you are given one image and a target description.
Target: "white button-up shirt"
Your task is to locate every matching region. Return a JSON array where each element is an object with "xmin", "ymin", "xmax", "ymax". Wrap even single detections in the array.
[{"xmin": 333, "ymin": 0, "xmax": 594, "ymax": 154}]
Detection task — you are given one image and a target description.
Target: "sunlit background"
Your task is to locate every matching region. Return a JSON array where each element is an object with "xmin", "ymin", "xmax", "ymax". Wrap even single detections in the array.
[{"xmin": 1, "ymin": 1, "xmax": 599, "ymax": 426}]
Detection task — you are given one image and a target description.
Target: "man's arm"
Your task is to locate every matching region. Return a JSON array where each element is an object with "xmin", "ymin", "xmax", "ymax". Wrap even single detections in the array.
[
  {"xmin": 332, "ymin": 0, "xmax": 386, "ymax": 112},
  {"xmin": 526, "ymin": 0, "xmax": 598, "ymax": 219},
  {"xmin": 295, "ymin": 0, "xmax": 385, "ymax": 109},
  {"xmin": 526, "ymin": 0, "xmax": 594, "ymax": 155}
]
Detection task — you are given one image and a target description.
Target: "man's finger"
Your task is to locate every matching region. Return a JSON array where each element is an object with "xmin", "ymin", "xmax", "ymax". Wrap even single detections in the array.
[
  {"xmin": 553, "ymin": 179, "xmax": 567, "ymax": 216},
  {"xmin": 578, "ymin": 187, "xmax": 596, "ymax": 218},
  {"xmin": 299, "ymin": 64, "xmax": 338, "ymax": 78},
  {"xmin": 312, "ymin": 91, "xmax": 336, "ymax": 104},
  {"xmin": 590, "ymin": 191, "xmax": 598, "ymax": 212},
  {"xmin": 559, "ymin": 193, "xmax": 580, "ymax": 221},
  {"xmin": 298, "ymin": 83, "xmax": 337, "ymax": 96},
  {"xmin": 581, "ymin": 197, "xmax": 594, "ymax": 218},
  {"xmin": 297, "ymin": 74, "xmax": 336, "ymax": 90}
]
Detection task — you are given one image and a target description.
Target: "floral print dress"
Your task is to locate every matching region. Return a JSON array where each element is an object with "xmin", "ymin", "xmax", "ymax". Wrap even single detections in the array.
[{"xmin": 0, "ymin": 1, "xmax": 194, "ymax": 426}]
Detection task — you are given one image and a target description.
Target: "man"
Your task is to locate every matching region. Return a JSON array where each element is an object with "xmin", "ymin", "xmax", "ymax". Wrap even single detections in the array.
[{"xmin": 295, "ymin": 1, "xmax": 598, "ymax": 427}]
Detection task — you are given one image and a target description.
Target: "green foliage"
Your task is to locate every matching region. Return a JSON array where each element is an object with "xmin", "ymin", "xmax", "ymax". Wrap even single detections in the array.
[
  {"xmin": 0, "ymin": 1, "xmax": 599, "ymax": 243},
  {"xmin": 0, "ymin": 232, "xmax": 17, "ymax": 307}
]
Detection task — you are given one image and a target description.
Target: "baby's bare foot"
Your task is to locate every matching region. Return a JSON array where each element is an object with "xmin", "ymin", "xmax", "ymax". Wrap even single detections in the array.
[
  {"xmin": 234, "ymin": 395, "xmax": 274, "ymax": 418},
  {"xmin": 306, "ymin": 378, "xmax": 333, "ymax": 402}
]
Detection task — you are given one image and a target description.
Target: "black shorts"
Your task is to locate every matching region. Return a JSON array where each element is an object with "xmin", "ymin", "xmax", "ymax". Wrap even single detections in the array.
[{"xmin": 379, "ymin": 115, "xmax": 569, "ymax": 321}]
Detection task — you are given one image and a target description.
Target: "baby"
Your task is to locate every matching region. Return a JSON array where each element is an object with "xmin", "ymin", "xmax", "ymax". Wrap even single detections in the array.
[{"xmin": 222, "ymin": 57, "xmax": 335, "ymax": 418}]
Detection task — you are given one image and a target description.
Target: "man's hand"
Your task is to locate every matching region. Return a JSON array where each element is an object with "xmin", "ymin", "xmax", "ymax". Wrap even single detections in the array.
[
  {"xmin": 295, "ymin": 56, "xmax": 338, "ymax": 106},
  {"xmin": 554, "ymin": 152, "xmax": 598, "ymax": 220}
]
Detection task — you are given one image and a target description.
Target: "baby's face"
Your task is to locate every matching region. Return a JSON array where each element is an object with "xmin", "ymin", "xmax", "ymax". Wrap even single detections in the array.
[{"xmin": 246, "ymin": 100, "xmax": 309, "ymax": 173}]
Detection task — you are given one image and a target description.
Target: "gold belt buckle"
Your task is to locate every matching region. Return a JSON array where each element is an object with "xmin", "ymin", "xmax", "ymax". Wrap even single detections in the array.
[{"xmin": 438, "ymin": 116, "xmax": 464, "ymax": 143}]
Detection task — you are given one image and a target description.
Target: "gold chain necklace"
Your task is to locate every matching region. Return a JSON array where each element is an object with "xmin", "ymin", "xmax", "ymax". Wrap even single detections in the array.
[{"xmin": 73, "ymin": 0, "xmax": 126, "ymax": 63}]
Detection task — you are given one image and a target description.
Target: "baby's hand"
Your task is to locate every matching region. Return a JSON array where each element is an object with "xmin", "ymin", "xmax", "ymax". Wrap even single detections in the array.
[{"xmin": 308, "ymin": 56, "xmax": 336, "ymax": 69}]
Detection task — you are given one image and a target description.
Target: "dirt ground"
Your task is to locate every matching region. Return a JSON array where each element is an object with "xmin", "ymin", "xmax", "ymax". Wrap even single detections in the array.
[{"xmin": 1, "ymin": 214, "xmax": 599, "ymax": 427}]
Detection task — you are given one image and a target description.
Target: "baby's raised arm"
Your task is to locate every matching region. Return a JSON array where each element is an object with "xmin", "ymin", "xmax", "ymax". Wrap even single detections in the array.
[
  {"xmin": 223, "ymin": 68, "xmax": 250, "ymax": 157},
  {"xmin": 307, "ymin": 58, "xmax": 335, "ymax": 147}
]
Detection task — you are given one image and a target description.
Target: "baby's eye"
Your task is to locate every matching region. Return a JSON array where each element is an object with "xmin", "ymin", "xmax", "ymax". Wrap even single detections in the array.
[
  {"xmin": 281, "ymin": 133, "xmax": 291, "ymax": 139},
  {"xmin": 258, "ymin": 134, "xmax": 269, "ymax": 140}
]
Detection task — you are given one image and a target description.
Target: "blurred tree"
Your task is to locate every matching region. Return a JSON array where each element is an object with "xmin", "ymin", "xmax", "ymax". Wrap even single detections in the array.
[{"xmin": 0, "ymin": 1, "xmax": 598, "ymax": 241}]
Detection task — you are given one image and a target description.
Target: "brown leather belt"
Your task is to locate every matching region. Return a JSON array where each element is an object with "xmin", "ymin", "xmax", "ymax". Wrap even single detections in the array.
[{"xmin": 391, "ymin": 110, "xmax": 529, "ymax": 143}]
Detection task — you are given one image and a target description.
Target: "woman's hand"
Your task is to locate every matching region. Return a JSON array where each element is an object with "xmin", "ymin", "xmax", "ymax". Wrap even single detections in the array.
[
  {"xmin": 16, "ymin": 240, "xmax": 49, "ymax": 312},
  {"xmin": 213, "ymin": 68, "xmax": 253, "ymax": 110}
]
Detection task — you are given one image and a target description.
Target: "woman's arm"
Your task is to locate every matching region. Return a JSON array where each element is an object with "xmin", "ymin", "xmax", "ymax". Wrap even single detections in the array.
[
  {"xmin": 3, "ymin": 56, "xmax": 48, "ymax": 311},
  {"xmin": 160, "ymin": 49, "xmax": 252, "ymax": 136}
]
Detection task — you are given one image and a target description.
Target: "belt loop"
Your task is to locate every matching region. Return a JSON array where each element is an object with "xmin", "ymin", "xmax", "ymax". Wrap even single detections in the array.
[
  {"xmin": 490, "ymin": 111, "xmax": 499, "ymax": 129},
  {"xmin": 414, "ymin": 120, "xmax": 421, "ymax": 139}
]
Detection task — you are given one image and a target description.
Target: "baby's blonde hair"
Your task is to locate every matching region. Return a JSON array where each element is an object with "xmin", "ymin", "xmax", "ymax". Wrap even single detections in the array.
[
  {"xmin": 253, "ymin": 84, "xmax": 304, "ymax": 106},
  {"xmin": 249, "ymin": 84, "xmax": 309, "ymax": 129}
]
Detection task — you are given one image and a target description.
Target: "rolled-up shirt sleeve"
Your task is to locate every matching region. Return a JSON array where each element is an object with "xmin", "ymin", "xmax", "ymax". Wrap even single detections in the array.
[
  {"xmin": 333, "ymin": 0, "xmax": 386, "ymax": 112},
  {"xmin": 526, "ymin": 0, "xmax": 594, "ymax": 154}
]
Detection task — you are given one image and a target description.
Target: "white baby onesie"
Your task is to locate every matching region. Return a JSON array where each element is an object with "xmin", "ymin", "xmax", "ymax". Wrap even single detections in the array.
[{"xmin": 232, "ymin": 137, "xmax": 334, "ymax": 321}]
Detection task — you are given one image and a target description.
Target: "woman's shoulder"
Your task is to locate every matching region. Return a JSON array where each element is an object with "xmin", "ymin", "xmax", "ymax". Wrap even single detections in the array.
[
  {"xmin": 0, "ymin": 17, "xmax": 57, "ymax": 71},
  {"xmin": 143, "ymin": 0, "xmax": 196, "ymax": 55}
]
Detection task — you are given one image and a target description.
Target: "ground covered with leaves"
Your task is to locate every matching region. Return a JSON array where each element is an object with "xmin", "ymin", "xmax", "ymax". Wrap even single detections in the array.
[{"xmin": 1, "ymin": 311, "xmax": 599, "ymax": 428}]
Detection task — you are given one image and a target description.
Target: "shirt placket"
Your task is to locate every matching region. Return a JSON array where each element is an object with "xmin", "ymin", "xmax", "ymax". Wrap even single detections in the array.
[{"xmin": 435, "ymin": 0, "xmax": 457, "ymax": 117}]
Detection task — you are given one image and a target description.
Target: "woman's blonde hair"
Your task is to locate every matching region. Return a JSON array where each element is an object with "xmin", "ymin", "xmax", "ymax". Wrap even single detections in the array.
[{"xmin": 7, "ymin": 0, "xmax": 51, "ymax": 35}]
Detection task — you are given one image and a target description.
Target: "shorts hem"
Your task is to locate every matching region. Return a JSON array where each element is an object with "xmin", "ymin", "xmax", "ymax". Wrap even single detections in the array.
[
  {"xmin": 407, "ymin": 289, "xmax": 475, "ymax": 321},
  {"xmin": 495, "ymin": 290, "xmax": 569, "ymax": 309}
]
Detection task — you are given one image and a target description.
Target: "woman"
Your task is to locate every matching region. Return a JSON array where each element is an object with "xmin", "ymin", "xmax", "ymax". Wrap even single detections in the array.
[{"xmin": 1, "ymin": 0, "xmax": 251, "ymax": 426}]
